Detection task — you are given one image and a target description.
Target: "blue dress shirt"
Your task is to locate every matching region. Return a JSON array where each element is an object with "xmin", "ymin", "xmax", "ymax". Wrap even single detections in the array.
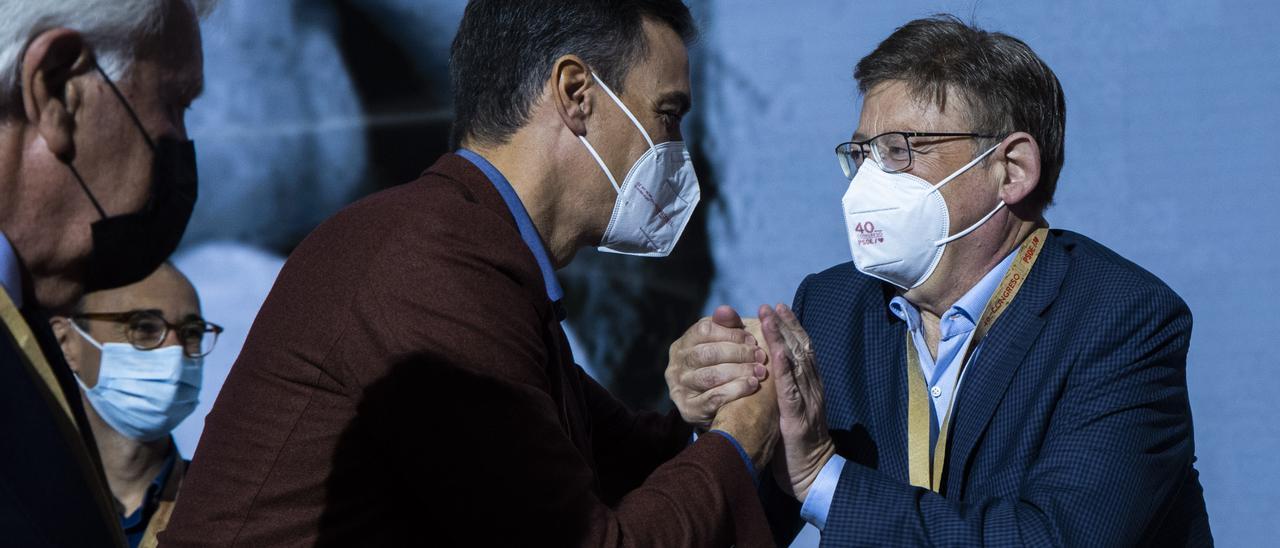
[
  {"xmin": 122, "ymin": 451, "xmax": 177, "ymax": 548},
  {"xmin": 456, "ymin": 149, "xmax": 565, "ymax": 318},
  {"xmin": 0, "ymin": 231, "xmax": 23, "ymax": 309},
  {"xmin": 800, "ymin": 249, "xmax": 1017, "ymax": 531}
]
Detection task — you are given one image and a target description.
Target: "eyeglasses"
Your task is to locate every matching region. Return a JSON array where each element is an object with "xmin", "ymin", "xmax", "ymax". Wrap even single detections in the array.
[
  {"xmin": 835, "ymin": 131, "xmax": 1002, "ymax": 180},
  {"xmin": 74, "ymin": 310, "xmax": 223, "ymax": 358}
]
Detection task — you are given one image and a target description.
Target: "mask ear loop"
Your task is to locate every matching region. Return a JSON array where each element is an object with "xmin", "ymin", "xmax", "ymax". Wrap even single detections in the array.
[
  {"xmin": 68, "ymin": 320, "xmax": 104, "ymax": 350},
  {"xmin": 929, "ymin": 142, "xmax": 1007, "ymax": 246},
  {"xmin": 929, "ymin": 142, "xmax": 1001, "ymax": 193},
  {"xmin": 578, "ymin": 135, "xmax": 622, "ymax": 192},
  {"xmin": 92, "ymin": 61, "xmax": 155, "ymax": 150},
  {"xmin": 936, "ymin": 200, "xmax": 1006, "ymax": 246},
  {"xmin": 590, "ymin": 73, "xmax": 655, "ymax": 149},
  {"xmin": 68, "ymin": 164, "xmax": 109, "ymax": 219},
  {"xmin": 68, "ymin": 60, "xmax": 160, "ymax": 220}
]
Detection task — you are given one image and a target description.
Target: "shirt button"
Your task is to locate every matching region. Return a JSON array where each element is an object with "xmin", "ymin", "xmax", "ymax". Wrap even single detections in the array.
[{"xmin": 931, "ymin": 386, "xmax": 942, "ymax": 398}]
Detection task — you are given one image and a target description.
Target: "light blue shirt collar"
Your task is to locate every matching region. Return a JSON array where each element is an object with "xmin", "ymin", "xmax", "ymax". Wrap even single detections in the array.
[
  {"xmin": 455, "ymin": 149, "xmax": 565, "ymax": 313},
  {"xmin": 806, "ymin": 250, "xmax": 1019, "ymax": 534},
  {"xmin": 0, "ymin": 231, "xmax": 23, "ymax": 310},
  {"xmin": 889, "ymin": 249, "xmax": 1017, "ymax": 337}
]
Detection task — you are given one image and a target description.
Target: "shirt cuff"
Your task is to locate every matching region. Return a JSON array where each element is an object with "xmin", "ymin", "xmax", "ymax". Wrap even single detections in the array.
[
  {"xmin": 707, "ymin": 429, "xmax": 758, "ymax": 484},
  {"xmin": 799, "ymin": 453, "xmax": 845, "ymax": 531}
]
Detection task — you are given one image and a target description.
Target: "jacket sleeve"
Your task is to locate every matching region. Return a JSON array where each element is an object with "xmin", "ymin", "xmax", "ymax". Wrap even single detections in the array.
[
  {"xmin": 578, "ymin": 371, "xmax": 696, "ymax": 504},
  {"xmin": 819, "ymin": 283, "xmax": 1197, "ymax": 547},
  {"xmin": 350, "ymin": 205, "xmax": 772, "ymax": 548}
]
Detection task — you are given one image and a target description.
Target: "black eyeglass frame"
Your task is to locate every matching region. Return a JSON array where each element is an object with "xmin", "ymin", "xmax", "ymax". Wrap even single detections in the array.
[
  {"xmin": 834, "ymin": 131, "xmax": 1004, "ymax": 179},
  {"xmin": 74, "ymin": 310, "xmax": 223, "ymax": 358}
]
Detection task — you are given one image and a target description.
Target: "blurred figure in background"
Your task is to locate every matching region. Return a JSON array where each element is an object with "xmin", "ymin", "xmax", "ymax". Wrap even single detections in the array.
[
  {"xmin": 50, "ymin": 262, "xmax": 220, "ymax": 548},
  {"xmin": 0, "ymin": 0, "xmax": 211, "ymax": 546}
]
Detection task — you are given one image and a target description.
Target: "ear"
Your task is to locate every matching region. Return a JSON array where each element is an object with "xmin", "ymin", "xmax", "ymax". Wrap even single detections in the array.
[
  {"xmin": 20, "ymin": 28, "xmax": 93, "ymax": 162},
  {"xmin": 48, "ymin": 316, "xmax": 83, "ymax": 374},
  {"xmin": 996, "ymin": 131, "xmax": 1041, "ymax": 208},
  {"xmin": 551, "ymin": 54, "xmax": 593, "ymax": 137}
]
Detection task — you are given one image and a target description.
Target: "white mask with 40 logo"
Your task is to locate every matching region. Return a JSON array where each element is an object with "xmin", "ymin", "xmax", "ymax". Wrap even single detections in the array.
[{"xmin": 841, "ymin": 143, "xmax": 1004, "ymax": 290}]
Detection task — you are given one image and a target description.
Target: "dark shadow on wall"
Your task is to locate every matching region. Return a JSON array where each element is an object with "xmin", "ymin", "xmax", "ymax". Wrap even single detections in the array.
[{"xmin": 334, "ymin": 0, "xmax": 454, "ymax": 198}]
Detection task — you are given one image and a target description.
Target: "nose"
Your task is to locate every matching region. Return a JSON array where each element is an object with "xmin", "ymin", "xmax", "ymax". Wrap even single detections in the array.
[{"xmin": 161, "ymin": 326, "xmax": 184, "ymax": 348}]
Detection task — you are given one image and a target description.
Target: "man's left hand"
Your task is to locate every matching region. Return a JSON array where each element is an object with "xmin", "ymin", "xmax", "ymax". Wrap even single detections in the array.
[{"xmin": 760, "ymin": 303, "xmax": 836, "ymax": 503}]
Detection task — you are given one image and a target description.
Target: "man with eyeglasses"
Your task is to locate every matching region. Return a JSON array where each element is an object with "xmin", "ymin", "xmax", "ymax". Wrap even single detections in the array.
[
  {"xmin": 48, "ymin": 262, "xmax": 220, "ymax": 548},
  {"xmin": 0, "ymin": 1, "xmax": 212, "ymax": 546},
  {"xmin": 670, "ymin": 15, "xmax": 1211, "ymax": 546}
]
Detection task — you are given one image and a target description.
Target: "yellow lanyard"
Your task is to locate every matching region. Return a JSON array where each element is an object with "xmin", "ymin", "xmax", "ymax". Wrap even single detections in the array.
[
  {"xmin": 0, "ymin": 288, "xmax": 128, "ymax": 547},
  {"xmin": 906, "ymin": 227, "xmax": 1049, "ymax": 492},
  {"xmin": 0, "ymin": 289, "xmax": 78, "ymax": 425}
]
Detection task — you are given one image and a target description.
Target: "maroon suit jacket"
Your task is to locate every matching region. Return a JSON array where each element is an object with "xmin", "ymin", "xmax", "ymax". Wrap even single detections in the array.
[{"xmin": 160, "ymin": 153, "xmax": 772, "ymax": 547}]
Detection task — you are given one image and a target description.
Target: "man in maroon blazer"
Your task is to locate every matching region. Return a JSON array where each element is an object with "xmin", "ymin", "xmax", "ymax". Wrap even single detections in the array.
[{"xmin": 161, "ymin": 1, "xmax": 780, "ymax": 546}]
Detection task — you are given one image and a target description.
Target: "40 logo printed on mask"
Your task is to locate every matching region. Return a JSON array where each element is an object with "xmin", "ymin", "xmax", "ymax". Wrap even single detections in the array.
[{"xmin": 854, "ymin": 221, "xmax": 884, "ymax": 245}]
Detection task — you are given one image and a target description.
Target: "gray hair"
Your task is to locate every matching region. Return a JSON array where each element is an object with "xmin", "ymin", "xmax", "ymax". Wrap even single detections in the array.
[{"xmin": 0, "ymin": 0, "xmax": 217, "ymax": 115}]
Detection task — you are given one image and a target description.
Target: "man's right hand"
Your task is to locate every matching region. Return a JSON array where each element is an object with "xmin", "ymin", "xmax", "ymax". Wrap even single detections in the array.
[
  {"xmin": 709, "ymin": 317, "xmax": 780, "ymax": 471},
  {"xmin": 666, "ymin": 305, "xmax": 769, "ymax": 429}
]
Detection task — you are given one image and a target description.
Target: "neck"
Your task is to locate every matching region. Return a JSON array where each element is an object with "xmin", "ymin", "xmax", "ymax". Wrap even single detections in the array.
[
  {"xmin": 464, "ymin": 137, "xmax": 593, "ymax": 269},
  {"xmin": 904, "ymin": 215, "xmax": 1042, "ymax": 320},
  {"xmin": 83, "ymin": 394, "xmax": 172, "ymax": 516},
  {"xmin": 0, "ymin": 123, "xmax": 85, "ymax": 312}
]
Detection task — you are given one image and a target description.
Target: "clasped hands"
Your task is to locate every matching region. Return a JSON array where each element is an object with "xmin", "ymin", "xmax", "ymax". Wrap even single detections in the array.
[{"xmin": 665, "ymin": 304, "xmax": 836, "ymax": 503}]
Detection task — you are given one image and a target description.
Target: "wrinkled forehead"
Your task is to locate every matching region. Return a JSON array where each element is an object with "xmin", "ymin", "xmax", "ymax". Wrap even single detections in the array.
[{"xmin": 855, "ymin": 80, "xmax": 971, "ymax": 139}]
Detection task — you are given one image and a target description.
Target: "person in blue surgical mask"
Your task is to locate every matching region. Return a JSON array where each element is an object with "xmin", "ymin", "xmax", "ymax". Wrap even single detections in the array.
[{"xmin": 49, "ymin": 262, "xmax": 220, "ymax": 548}]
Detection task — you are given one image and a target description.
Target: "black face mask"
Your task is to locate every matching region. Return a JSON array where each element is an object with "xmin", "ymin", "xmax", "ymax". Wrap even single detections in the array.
[{"xmin": 69, "ymin": 63, "xmax": 198, "ymax": 292}]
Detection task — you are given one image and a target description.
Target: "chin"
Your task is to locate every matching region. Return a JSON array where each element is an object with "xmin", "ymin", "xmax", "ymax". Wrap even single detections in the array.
[
  {"xmin": 32, "ymin": 271, "xmax": 86, "ymax": 315},
  {"xmin": 555, "ymin": 246, "xmax": 580, "ymax": 270}
]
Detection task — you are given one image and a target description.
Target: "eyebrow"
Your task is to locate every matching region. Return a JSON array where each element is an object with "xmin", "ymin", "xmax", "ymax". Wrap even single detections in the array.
[{"xmin": 655, "ymin": 91, "xmax": 691, "ymax": 116}]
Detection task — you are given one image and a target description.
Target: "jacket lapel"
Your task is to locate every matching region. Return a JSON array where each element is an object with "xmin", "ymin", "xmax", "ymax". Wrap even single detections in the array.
[
  {"xmin": 866, "ymin": 286, "xmax": 911, "ymax": 482},
  {"xmin": 944, "ymin": 230, "xmax": 1069, "ymax": 495}
]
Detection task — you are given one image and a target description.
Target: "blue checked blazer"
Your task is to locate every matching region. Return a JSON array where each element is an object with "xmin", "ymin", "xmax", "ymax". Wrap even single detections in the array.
[{"xmin": 763, "ymin": 229, "xmax": 1212, "ymax": 547}]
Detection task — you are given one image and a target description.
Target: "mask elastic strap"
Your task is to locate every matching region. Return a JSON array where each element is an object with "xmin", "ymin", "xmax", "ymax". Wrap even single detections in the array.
[
  {"xmin": 590, "ymin": 73, "xmax": 655, "ymax": 149},
  {"xmin": 68, "ymin": 60, "xmax": 158, "ymax": 220},
  {"xmin": 935, "ymin": 200, "xmax": 1006, "ymax": 246},
  {"xmin": 928, "ymin": 142, "xmax": 1005, "ymax": 246},
  {"xmin": 930, "ymin": 143, "xmax": 1001, "ymax": 194},
  {"xmin": 93, "ymin": 61, "xmax": 156, "ymax": 150},
  {"xmin": 578, "ymin": 136, "xmax": 622, "ymax": 192},
  {"xmin": 68, "ymin": 320, "xmax": 104, "ymax": 350},
  {"xmin": 68, "ymin": 164, "xmax": 109, "ymax": 219}
]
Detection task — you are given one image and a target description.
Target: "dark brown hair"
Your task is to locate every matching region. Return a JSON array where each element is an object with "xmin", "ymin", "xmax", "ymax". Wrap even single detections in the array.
[{"xmin": 855, "ymin": 15, "xmax": 1066, "ymax": 212}]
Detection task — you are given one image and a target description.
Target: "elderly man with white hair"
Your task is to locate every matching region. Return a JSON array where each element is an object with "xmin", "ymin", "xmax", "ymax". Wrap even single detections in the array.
[{"xmin": 0, "ymin": 1, "xmax": 212, "ymax": 546}]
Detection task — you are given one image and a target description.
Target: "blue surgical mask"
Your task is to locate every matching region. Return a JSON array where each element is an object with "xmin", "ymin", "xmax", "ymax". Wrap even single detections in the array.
[{"xmin": 70, "ymin": 322, "xmax": 202, "ymax": 441}]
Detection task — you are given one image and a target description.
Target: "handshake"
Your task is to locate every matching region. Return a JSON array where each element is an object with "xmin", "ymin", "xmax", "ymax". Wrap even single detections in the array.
[{"xmin": 665, "ymin": 304, "xmax": 837, "ymax": 503}]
